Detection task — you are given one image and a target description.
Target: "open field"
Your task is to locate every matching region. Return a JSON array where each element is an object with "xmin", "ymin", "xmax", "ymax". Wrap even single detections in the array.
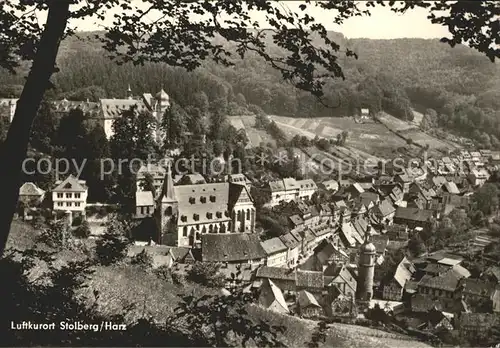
[
  {"xmin": 268, "ymin": 115, "xmax": 408, "ymax": 155},
  {"xmin": 377, "ymin": 112, "xmax": 418, "ymax": 132},
  {"xmin": 399, "ymin": 129, "xmax": 461, "ymax": 150},
  {"xmin": 229, "ymin": 115, "xmax": 276, "ymax": 147}
]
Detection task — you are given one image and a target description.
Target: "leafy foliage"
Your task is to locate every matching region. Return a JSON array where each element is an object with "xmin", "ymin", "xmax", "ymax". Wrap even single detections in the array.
[
  {"xmin": 130, "ymin": 249, "xmax": 153, "ymax": 269},
  {"xmin": 37, "ymin": 220, "xmax": 68, "ymax": 249},
  {"xmin": 173, "ymin": 291, "xmax": 286, "ymax": 347},
  {"xmin": 187, "ymin": 262, "xmax": 225, "ymax": 288},
  {"xmin": 73, "ymin": 220, "xmax": 91, "ymax": 238},
  {"xmin": 95, "ymin": 218, "xmax": 130, "ymax": 266}
]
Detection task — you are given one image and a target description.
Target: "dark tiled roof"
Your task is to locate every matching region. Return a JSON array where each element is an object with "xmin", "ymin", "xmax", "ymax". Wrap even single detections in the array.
[
  {"xmin": 296, "ymin": 270, "xmax": 324, "ymax": 289},
  {"xmin": 394, "ymin": 207, "xmax": 433, "ymax": 223},
  {"xmin": 202, "ymin": 234, "xmax": 266, "ymax": 262},
  {"xmin": 418, "ymin": 271, "xmax": 462, "ymax": 292},
  {"xmin": 279, "ymin": 233, "xmax": 300, "ymax": 249},
  {"xmin": 255, "ymin": 266, "xmax": 296, "ymax": 281}
]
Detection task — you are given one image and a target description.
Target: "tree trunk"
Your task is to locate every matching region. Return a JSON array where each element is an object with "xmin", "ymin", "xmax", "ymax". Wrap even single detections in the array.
[{"xmin": 0, "ymin": 2, "xmax": 70, "ymax": 256}]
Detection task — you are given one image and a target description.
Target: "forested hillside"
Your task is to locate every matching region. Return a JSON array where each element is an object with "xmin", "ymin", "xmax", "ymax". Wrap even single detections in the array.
[{"xmin": 1, "ymin": 30, "xmax": 499, "ymax": 145}]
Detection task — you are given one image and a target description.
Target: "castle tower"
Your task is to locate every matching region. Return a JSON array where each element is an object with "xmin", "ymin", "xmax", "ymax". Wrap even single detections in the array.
[
  {"xmin": 356, "ymin": 226, "xmax": 376, "ymax": 302},
  {"xmin": 155, "ymin": 88, "xmax": 170, "ymax": 120},
  {"xmin": 155, "ymin": 159, "xmax": 178, "ymax": 245}
]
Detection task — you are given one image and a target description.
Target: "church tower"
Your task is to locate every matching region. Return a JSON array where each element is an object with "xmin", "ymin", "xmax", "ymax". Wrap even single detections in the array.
[
  {"xmin": 155, "ymin": 159, "xmax": 178, "ymax": 245},
  {"xmin": 356, "ymin": 226, "xmax": 376, "ymax": 302}
]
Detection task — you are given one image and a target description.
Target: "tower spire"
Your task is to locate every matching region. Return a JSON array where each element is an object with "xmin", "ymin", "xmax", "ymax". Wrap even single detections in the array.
[{"xmin": 159, "ymin": 158, "xmax": 176, "ymax": 202}]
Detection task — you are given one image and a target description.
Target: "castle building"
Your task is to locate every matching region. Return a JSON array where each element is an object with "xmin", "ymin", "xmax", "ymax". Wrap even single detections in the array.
[
  {"xmin": 152, "ymin": 162, "xmax": 257, "ymax": 247},
  {"xmin": 99, "ymin": 87, "xmax": 171, "ymax": 139},
  {"xmin": 356, "ymin": 226, "xmax": 376, "ymax": 302}
]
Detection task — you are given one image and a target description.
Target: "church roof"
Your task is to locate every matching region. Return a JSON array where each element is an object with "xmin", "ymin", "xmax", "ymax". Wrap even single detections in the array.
[{"xmin": 202, "ymin": 233, "xmax": 266, "ymax": 262}]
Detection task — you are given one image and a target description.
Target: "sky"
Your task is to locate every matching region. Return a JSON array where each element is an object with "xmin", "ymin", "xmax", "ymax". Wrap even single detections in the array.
[{"xmin": 72, "ymin": 1, "xmax": 451, "ymax": 40}]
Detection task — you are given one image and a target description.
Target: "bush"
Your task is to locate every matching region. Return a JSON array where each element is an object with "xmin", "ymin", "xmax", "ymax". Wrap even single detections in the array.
[
  {"xmin": 38, "ymin": 220, "xmax": 68, "ymax": 249},
  {"xmin": 154, "ymin": 264, "xmax": 173, "ymax": 282},
  {"xmin": 186, "ymin": 262, "xmax": 225, "ymax": 288},
  {"xmin": 130, "ymin": 249, "xmax": 153, "ymax": 268},
  {"xmin": 72, "ymin": 215, "xmax": 83, "ymax": 226},
  {"xmin": 95, "ymin": 219, "xmax": 130, "ymax": 266},
  {"xmin": 73, "ymin": 221, "xmax": 91, "ymax": 238}
]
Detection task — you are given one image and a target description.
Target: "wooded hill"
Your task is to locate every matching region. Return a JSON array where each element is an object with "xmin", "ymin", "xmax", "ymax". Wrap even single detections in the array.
[{"xmin": 1, "ymin": 30, "xmax": 499, "ymax": 145}]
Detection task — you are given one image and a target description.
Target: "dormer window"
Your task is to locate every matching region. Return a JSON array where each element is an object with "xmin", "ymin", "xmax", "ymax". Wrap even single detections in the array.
[
  {"xmin": 189, "ymin": 197, "xmax": 195, "ymax": 204},
  {"xmin": 200, "ymin": 196, "xmax": 207, "ymax": 203},
  {"xmin": 210, "ymin": 195, "xmax": 216, "ymax": 203},
  {"xmin": 64, "ymin": 183, "xmax": 72, "ymax": 189},
  {"xmin": 216, "ymin": 212, "xmax": 222, "ymax": 218}
]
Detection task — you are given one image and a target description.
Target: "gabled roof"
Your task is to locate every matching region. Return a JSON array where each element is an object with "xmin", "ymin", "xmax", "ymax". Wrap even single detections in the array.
[
  {"xmin": 256, "ymin": 266, "xmax": 296, "ymax": 281},
  {"xmin": 100, "ymin": 98, "xmax": 149, "ymax": 119},
  {"xmin": 394, "ymin": 207, "xmax": 433, "ymax": 223},
  {"xmin": 19, "ymin": 182, "xmax": 45, "ymax": 196},
  {"xmin": 296, "ymin": 270, "xmax": 324, "ymax": 289},
  {"xmin": 297, "ymin": 290, "xmax": 321, "ymax": 308},
  {"xmin": 443, "ymin": 181, "xmax": 460, "ymax": 195},
  {"xmin": 202, "ymin": 234, "xmax": 266, "ymax": 262},
  {"xmin": 259, "ymin": 278, "xmax": 289, "ymax": 313},
  {"xmin": 418, "ymin": 271, "xmax": 462, "ymax": 292},
  {"xmin": 297, "ymin": 179, "xmax": 317, "ymax": 190},
  {"xmin": 391, "ymin": 257, "xmax": 414, "ymax": 288},
  {"xmin": 374, "ymin": 198, "xmax": 396, "ymax": 217},
  {"xmin": 279, "ymin": 232, "xmax": 300, "ymax": 249},
  {"xmin": 261, "ymin": 237, "xmax": 287, "ymax": 255},
  {"xmin": 53, "ymin": 175, "xmax": 87, "ymax": 192}
]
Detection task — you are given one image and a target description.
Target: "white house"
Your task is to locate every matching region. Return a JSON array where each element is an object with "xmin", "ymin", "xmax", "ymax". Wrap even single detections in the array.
[
  {"xmin": 261, "ymin": 237, "xmax": 288, "ymax": 268},
  {"xmin": 269, "ymin": 178, "xmax": 318, "ymax": 206},
  {"xmin": 469, "ymin": 168, "xmax": 490, "ymax": 187},
  {"xmin": 52, "ymin": 175, "xmax": 88, "ymax": 215}
]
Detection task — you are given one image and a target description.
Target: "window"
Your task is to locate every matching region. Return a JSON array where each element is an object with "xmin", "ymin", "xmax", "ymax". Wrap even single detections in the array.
[
  {"xmin": 207, "ymin": 212, "xmax": 213, "ymax": 219},
  {"xmin": 75, "ymin": 202, "xmax": 80, "ymax": 207},
  {"xmin": 146, "ymin": 207, "xmax": 150, "ymax": 214},
  {"xmin": 57, "ymin": 193, "xmax": 63, "ymax": 198},
  {"xmin": 141, "ymin": 207, "xmax": 144, "ymax": 215},
  {"xmin": 193, "ymin": 214, "xmax": 199, "ymax": 221},
  {"xmin": 183, "ymin": 226, "xmax": 188, "ymax": 237},
  {"xmin": 210, "ymin": 195, "xmax": 216, "ymax": 203},
  {"xmin": 246, "ymin": 209, "xmax": 250, "ymax": 220},
  {"xmin": 75, "ymin": 193, "xmax": 81, "ymax": 199},
  {"xmin": 66, "ymin": 202, "xmax": 72, "ymax": 207},
  {"xmin": 165, "ymin": 206, "xmax": 173, "ymax": 215},
  {"xmin": 216, "ymin": 212, "xmax": 222, "ymax": 218},
  {"xmin": 66, "ymin": 193, "xmax": 72, "ymax": 198},
  {"xmin": 57, "ymin": 202, "xmax": 63, "ymax": 207},
  {"xmin": 200, "ymin": 196, "xmax": 206, "ymax": 203},
  {"xmin": 189, "ymin": 197, "xmax": 195, "ymax": 204}
]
